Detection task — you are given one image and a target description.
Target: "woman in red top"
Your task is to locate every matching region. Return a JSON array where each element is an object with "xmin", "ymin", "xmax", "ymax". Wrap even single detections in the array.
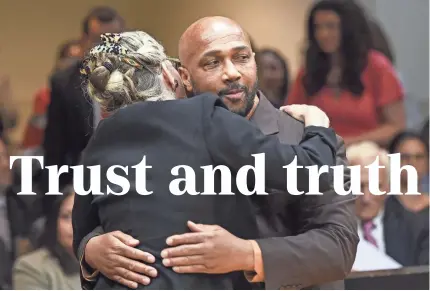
[{"xmin": 287, "ymin": 0, "xmax": 405, "ymax": 147}]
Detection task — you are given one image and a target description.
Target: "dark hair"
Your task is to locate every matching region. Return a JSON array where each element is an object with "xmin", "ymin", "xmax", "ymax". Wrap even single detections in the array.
[
  {"xmin": 258, "ymin": 48, "xmax": 290, "ymax": 98},
  {"xmin": 38, "ymin": 187, "xmax": 77, "ymax": 275},
  {"xmin": 368, "ymin": 19, "xmax": 395, "ymax": 65},
  {"xmin": 82, "ymin": 6, "xmax": 124, "ymax": 35},
  {"xmin": 388, "ymin": 131, "xmax": 429, "ymax": 154},
  {"xmin": 57, "ymin": 39, "xmax": 81, "ymax": 61},
  {"xmin": 303, "ymin": 0, "xmax": 372, "ymax": 97},
  {"xmin": 421, "ymin": 119, "xmax": 429, "ymax": 144}
]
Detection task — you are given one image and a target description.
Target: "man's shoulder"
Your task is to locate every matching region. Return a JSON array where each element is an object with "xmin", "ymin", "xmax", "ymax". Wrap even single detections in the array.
[
  {"xmin": 277, "ymin": 110, "xmax": 305, "ymax": 129},
  {"xmin": 276, "ymin": 110, "xmax": 305, "ymax": 141},
  {"xmin": 191, "ymin": 92, "xmax": 225, "ymax": 108}
]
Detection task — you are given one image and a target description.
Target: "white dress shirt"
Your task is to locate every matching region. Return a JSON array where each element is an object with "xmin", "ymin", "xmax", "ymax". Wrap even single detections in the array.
[
  {"xmin": 353, "ymin": 209, "xmax": 402, "ymax": 271},
  {"xmin": 357, "ymin": 208, "xmax": 386, "ymax": 253}
]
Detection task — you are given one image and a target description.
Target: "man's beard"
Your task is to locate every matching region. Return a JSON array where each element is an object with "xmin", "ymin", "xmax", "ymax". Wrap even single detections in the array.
[{"xmin": 190, "ymin": 78, "xmax": 258, "ymax": 117}]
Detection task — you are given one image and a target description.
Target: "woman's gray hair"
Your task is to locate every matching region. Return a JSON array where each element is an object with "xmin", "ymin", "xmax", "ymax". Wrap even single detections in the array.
[{"xmin": 83, "ymin": 31, "xmax": 175, "ymax": 112}]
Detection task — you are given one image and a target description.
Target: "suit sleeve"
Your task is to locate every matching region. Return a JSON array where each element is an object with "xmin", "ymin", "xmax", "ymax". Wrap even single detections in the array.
[
  {"xmin": 72, "ymin": 157, "xmax": 102, "ymax": 289},
  {"xmin": 255, "ymin": 136, "xmax": 359, "ymax": 289},
  {"xmin": 202, "ymin": 98, "xmax": 337, "ymax": 194}
]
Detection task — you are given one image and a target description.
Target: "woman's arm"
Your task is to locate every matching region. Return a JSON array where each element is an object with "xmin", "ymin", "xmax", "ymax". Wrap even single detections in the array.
[{"xmin": 203, "ymin": 98, "xmax": 337, "ymax": 194}]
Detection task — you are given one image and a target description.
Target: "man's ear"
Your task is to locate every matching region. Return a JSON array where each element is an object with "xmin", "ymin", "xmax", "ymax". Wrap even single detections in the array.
[
  {"xmin": 161, "ymin": 62, "xmax": 176, "ymax": 91},
  {"xmin": 178, "ymin": 67, "xmax": 193, "ymax": 93}
]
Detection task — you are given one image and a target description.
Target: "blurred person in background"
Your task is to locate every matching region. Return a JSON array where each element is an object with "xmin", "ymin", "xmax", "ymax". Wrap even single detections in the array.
[
  {"xmin": 12, "ymin": 187, "xmax": 79, "ymax": 290},
  {"xmin": 21, "ymin": 39, "xmax": 83, "ymax": 152},
  {"xmin": 287, "ymin": 0, "xmax": 405, "ymax": 147},
  {"xmin": 421, "ymin": 119, "xmax": 429, "ymax": 144},
  {"xmin": 0, "ymin": 76, "xmax": 18, "ymax": 145},
  {"xmin": 257, "ymin": 48, "xmax": 290, "ymax": 108},
  {"xmin": 348, "ymin": 142, "xmax": 429, "ymax": 270},
  {"xmin": 41, "ymin": 5, "xmax": 125, "ymax": 216},
  {"xmin": 0, "ymin": 138, "xmax": 12, "ymax": 288},
  {"xmin": 388, "ymin": 131, "xmax": 430, "ymax": 210}
]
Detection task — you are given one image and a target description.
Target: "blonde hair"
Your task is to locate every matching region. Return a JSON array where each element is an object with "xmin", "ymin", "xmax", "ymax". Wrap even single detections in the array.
[
  {"xmin": 346, "ymin": 141, "xmax": 390, "ymax": 183},
  {"xmin": 83, "ymin": 31, "xmax": 175, "ymax": 112}
]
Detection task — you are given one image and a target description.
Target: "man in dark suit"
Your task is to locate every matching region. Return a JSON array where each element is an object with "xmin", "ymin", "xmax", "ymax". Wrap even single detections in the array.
[
  {"xmin": 40, "ymin": 6, "xmax": 125, "ymax": 209},
  {"xmin": 77, "ymin": 17, "xmax": 358, "ymax": 290},
  {"xmin": 348, "ymin": 142, "xmax": 428, "ymax": 271}
]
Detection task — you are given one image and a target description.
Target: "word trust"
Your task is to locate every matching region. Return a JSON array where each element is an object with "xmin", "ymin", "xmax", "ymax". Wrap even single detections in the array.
[{"xmin": 10, "ymin": 153, "xmax": 420, "ymax": 196}]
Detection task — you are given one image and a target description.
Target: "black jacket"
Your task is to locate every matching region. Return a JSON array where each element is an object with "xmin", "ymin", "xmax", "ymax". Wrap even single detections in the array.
[{"xmin": 72, "ymin": 93, "xmax": 337, "ymax": 289}]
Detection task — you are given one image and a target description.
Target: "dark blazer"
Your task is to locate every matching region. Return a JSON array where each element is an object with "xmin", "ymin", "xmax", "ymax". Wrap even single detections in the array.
[
  {"xmin": 72, "ymin": 93, "xmax": 338, "ymax": 289},
  {"xmin": 249, "ymin": 92, "xmax": 358, "ymax": 290},
  {"xmin": 42, "ymin": 61, "xmax": 94, "ymax": 190},
  {"xmin": 383, "ymin": 196, "xmax": 429, "ymax": 267},
  {"xmin": 38, "ymin": 61, "xmax": 94, "ymax": 217}
]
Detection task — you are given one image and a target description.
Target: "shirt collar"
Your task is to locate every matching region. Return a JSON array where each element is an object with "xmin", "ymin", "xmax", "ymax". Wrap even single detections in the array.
[{"xmin": 248, "ymin": 91, "xmax": 280, "ymax": 135}]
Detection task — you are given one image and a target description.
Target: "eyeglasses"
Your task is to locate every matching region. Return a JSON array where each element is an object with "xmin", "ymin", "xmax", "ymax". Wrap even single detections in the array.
[
  {"xmin": 167, "ymin": 57, "xmax": 182, "ymax": 70},
  {"xmin": 400, "ymin": 153, "xmax": 428, "ymax": 161}
]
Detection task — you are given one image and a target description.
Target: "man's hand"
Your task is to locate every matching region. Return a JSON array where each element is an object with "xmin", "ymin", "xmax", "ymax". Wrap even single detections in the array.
[
  {"xmin": 161, "ymin": 221, "xmax": 254, "ymax": 274},
  {"xmin": 84, "ymin": 231, "xmax": 158, "ymax": 289}
]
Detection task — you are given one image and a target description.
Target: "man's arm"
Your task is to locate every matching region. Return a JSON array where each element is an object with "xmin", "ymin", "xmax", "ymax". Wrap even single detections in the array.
[
  {"xmin": 77, "ymin": 227, "xmax": 158, "ymax": 289},
  {"xmin": 203, "ymin": 98, "xmax": 338, "ymax": 193},
  {"xmin": 159, "ymin": 136, "xmax": 357, "ymax": 289},
  {"xmin": 254, "ymin": 136, "xmax": 359, "ymax": 290},
  {"xmin": 72, "ymin": 178, "xmax": 102, "ymax": 289}
]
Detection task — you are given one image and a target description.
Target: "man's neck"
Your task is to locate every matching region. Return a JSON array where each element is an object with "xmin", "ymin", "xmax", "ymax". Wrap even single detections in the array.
[{"xmin": 245, "ymin": 95, "xmax": 260, "ymax": 120}]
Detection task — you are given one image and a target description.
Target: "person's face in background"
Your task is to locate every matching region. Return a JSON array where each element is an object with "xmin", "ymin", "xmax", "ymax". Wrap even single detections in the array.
[
  {"xmin": 54, "ymin": 44, "xmax": 83, "ymax": 72},
  {"xmin": 57, "ymin": 193, "xmax": 74, "ymax": 255},
  {"xmin": 180, "ymin": 23, "xmax": 258, "ymax": 117},
  {"xmin": 313, "ymin": 10, "xmax": 341, "ymax": 53},
  {"xmin": 83, "ymin": 17, "xmax": 124, "ymax": 51},
  {"xmin": 354, "ymin": 160, "xmax": 388, "ymax": 221},
  {"xmin": 0, "ymin": 139, "xmax": 11, "ymax": 188},
  {"xmin": 258, "ymin": 52, "xmax": 286, "ymax": 106},
  {"xmin": 396, "ymin": 138, "xmax": 429, "ymax": 182}
]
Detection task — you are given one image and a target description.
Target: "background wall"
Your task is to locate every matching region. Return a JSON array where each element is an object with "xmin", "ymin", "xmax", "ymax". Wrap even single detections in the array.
[{"xmin": 0, "ymin": 0, "xmax": 312, "ymax": 145}]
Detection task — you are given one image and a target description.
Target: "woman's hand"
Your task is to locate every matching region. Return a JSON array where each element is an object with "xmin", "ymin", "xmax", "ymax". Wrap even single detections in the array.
[{"xmin": 280, "ymin": 104, "xmax": 330, "ymax": 128}]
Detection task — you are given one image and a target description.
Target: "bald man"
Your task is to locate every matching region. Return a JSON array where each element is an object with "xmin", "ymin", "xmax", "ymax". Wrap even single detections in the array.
[{"xmin": 77, "ymin": 17, "xmax": 358, "ymax": 290}]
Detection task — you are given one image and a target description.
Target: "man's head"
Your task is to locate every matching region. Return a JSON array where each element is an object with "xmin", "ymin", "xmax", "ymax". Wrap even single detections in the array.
[
  {"xmin": 81, "ymin": 6, "xmax": 125, "ymax": 52},
  {"xmin": 178, "ymin": 16, "xmax": 258, "ymax": 117},
  {"xmin": 347, "ymin": 142, "xmax": 390, "ymax": 221}
]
